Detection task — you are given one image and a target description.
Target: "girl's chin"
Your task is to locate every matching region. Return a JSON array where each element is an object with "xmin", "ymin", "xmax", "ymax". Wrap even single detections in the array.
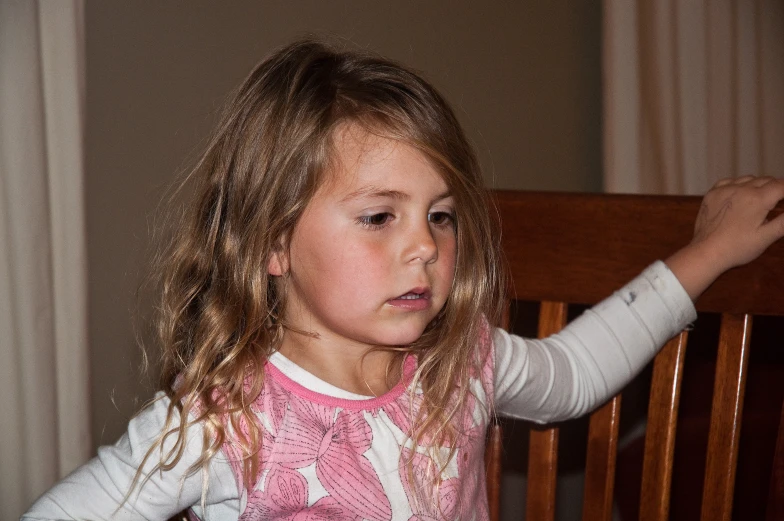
[{"xmin": 373, "ymin": 328, "xmax": 428, "ymax": 347}]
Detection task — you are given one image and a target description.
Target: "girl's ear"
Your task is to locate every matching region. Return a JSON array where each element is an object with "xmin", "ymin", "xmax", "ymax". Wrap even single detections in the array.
[{"xmin": 268, "ymin": 247, "xmax": 289, "ymax": 277}]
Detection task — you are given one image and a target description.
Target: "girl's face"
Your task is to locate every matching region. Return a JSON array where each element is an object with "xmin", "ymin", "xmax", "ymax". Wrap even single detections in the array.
[{"xmin": 269, "ymin": 126, "xmax": 457, "ymax": 354}]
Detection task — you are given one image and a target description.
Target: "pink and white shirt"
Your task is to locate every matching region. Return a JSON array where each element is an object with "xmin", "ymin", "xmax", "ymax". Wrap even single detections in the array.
[
  {"xmin": 23, "ymin": 262, "xmax": 696, "ymax": 521},
  {"xmin": 218, "ymin": 337, "xmax": 493, "ymax": 521}
]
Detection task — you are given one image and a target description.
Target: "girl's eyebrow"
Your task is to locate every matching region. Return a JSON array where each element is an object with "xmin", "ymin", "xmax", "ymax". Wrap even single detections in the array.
[
  {"xmin": 340, "ymin": 186, "xmax": 452, "ymax": 204},
  {"xmin": 341, "ymin": 187, "xmax": 410, "ymax": 202}
]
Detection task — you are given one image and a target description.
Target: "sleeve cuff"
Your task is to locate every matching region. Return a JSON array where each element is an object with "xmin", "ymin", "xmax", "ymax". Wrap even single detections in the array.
[{"xmin": 642, "ymin": 260, "xmax": 697, "ymax": 326}]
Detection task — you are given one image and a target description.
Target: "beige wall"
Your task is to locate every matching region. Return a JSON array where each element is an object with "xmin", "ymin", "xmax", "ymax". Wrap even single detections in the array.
[{"xmin": 85, "ymin": 2, "xmax": 602, "ymax": 445}]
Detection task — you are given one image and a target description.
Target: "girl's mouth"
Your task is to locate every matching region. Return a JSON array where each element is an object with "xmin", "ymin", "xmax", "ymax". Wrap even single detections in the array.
[{"xmin": 388, "ymin": 289, "xmax": 431, "ymax": 310}]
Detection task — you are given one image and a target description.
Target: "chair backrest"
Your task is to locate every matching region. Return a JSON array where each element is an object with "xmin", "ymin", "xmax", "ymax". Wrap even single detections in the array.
[{"xmin": 484, "ymin": 190, "xmax": 784, "ymax": 521}]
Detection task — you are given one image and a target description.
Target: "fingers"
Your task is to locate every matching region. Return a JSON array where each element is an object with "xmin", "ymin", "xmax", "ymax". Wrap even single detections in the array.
[
  {"xmin": 755, "ymin": 178, "xmax": 784, "ymax": 209},
  {"xmin": 713, "ymin": 177, "xmax": 735, "ymax": 187},
  {"xmin": 713, "ymin": 174, "xmax": 778, "ymax": 188},
  {"xmin": 750, "ymin": 176, "xmax": 777, "ymax": 187},
  {"xmin": 762, "ymin": 210, "xmax": 784, "ymax": 244},
  {"xmin": 714, "ymin": 174, "xmax": 769, "ymax": 187},
  {"xmin": 756, "ymin": 178, "xmax": 784, "ymax": 242},
  {"xmin": 710, "ymin": 176, "xmax": 784, "ymax": 208},
  {"xmin": 713, "ymin": 175, "xmax": 756, "ymax": 187},
  {"xmin": 735, "ymin": 174, "xmax": 757, "ymax": 183},
  {"xmin": 695, "ymin": 175, "xmax": 784, "ymax": 270}
]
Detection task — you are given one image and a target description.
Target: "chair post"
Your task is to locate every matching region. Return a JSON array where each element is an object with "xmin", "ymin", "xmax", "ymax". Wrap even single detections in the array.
[
  {"xmin": 485, "ymin": 298, "xmax": 510, "ymax": 521},
  {"xmin": 700, "ymin": 314, "xmax": 752, "ymax": 521},
  {"xmin": 582, "ymin": 395, "xmax": 622, "ymax": 521},
  {"xmin": 485, "ymin": 422, "xmax": 504, "ymax": 521},
  {"xmin": 639, "ymin": 331, "xmax": 689, "ymax": 521},
  {"xmin": 526, "ymin": 301, "xmax": 567, "ymax": 521}
]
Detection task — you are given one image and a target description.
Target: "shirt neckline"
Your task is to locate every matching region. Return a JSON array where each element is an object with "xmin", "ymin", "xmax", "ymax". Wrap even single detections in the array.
[{"xmin": 265, "ymin": 352, "xmax": 417, "ymax": 410}]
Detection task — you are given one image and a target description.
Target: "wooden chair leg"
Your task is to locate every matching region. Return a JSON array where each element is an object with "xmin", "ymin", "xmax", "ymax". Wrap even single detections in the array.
[
  {"xmin": 700, "ymin": 314, "xmax": 752, "ymax": 521},
  {"xmin": 583, "ymin": 395, "xmax": 622, "ymax": 521},
  {"xmin": 640, "ymin": 332, "xmax": 689, "ymax": 521},
  {"xmin": 485, "ymin": 421, "xmax": 504, "ymax": 521},
  {"xmin": 526, "ymin": 301, "xmax": 568, "ymax": 521}
]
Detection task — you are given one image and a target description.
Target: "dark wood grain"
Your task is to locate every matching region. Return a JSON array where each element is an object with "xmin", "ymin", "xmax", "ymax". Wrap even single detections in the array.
[
  {"xmin": 494, "ymin": 191, "xmax": 784, "ymax": 315},
  {"xmin": 767, "ymin": 399, "xmax": 784, "ymax": 521},
  {"xmin": 528, "ymin": 427, "xmax": 559, "ymax": 521},
  {"xmin": 526, "ymin": 301, "xmax": 568, "ymax": 521},
  {"xmin": 582, "ymin": 395, "xmax": 621, "ymax": 521},
  {"xmin": 639, "ymin": 332, "xmax": 689, "ymax": 521},
  {"xmin": 485, "ymin": 422, "xmax": 503, "ymax": 521},
  {"xmin": 484, "ymin": 297, "xmax": 510, "ymax": 521},
  {"xmin": 700, "ymin": 314, "xmax": 753, "ymax": 521}
]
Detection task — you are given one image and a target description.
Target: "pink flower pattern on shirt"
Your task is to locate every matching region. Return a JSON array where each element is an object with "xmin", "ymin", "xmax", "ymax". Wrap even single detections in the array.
[
  {"xmin": 382, "ymin": 393, "xmax": 426, "ymax": 442},
  {"xmin": 269, "ymin": 396, "xmax": 392, "ymax": 521},
  {"xmin": 456, "ymin": 424, "xmax": 489, "ymax": 521},
  {"xmin": 384, "ymin": 378, "xmax": 482, "ymax": 447},
  {"xmin": 223, "ymin": 383, "xmax": 293, "ymax": 493},
  {"xmin": 258, "ymin": 383, "xmax": 291, "ymax": 471},
  {"xmin": 242, "ymin": 464, "xmax": 358, "ymax": 521},
  {"xmin": 398, "ymin": 448, "xmax": 459, "ymax": 521}
]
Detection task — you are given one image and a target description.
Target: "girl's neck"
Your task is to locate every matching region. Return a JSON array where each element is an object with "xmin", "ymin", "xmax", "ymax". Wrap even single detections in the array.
[{"xmin": 276, "ymin": 332, "xmax": 403, "ymax": 397}]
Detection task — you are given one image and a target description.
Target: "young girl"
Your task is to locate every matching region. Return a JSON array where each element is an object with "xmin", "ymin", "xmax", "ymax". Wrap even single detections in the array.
[{"xmin": 24, "ymin": 39, "xmax": 784, "ymax": 521}]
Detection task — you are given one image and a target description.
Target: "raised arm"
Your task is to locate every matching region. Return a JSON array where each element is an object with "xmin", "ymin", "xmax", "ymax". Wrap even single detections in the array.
[{"xmin": 495, "ymin": 176, "xmax": 784, "ymax": 423}]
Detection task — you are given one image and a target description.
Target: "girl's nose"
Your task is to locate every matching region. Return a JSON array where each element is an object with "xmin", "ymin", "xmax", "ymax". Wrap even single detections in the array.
[{"xmin": 404, "ymin": 220, "xmax": 439, "ymax": 264}]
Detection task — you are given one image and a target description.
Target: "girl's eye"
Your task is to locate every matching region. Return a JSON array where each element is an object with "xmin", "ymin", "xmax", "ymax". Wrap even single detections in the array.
[
  {"xmin": 357, "ymin": 212, "xmax": 393, "ymax": 229},
  {"xmin": 429, "ymin": 211, "xmax": 456, "ymax": 228}
]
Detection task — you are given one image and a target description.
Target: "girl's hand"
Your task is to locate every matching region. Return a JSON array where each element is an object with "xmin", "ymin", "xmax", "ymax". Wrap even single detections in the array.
[{"xmin": 665, "ymin": 176, "xmax": 784, "ymax": 301}]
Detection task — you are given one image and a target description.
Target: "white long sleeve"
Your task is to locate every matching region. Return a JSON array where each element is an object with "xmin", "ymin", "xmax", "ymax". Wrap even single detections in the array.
[
  {"xmin": 22, "ymin": 396, "xmax": 240, "ymax": 521},
  {"xmin": 494, "ymin": 261, "xmax": 696, "ymax": 423}
]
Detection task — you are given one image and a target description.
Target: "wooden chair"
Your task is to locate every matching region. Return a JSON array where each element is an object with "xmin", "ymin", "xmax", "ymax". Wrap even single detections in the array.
[{"xmin": 484, "ymin": 190, "xmax": 784, "ymax": 521}]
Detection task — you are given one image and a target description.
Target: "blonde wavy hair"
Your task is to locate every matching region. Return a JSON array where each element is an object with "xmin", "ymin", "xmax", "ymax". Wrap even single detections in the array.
[{"xmin": 139, "ymin": 38, "xmax": 505, "ymax": 500}]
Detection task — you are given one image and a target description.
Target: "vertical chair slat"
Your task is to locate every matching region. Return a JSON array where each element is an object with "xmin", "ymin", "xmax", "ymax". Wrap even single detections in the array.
[
  {"xmin": 485, "ymin": 422, "xmax": 503, "ymax": 521},
  {"xmin": 526, "ymin": 301, "xmax": 567, "ymax": 521},
  {"xmin": 582, "ymin": 394, "xmax": 622, "ymax": 521},
  {"xmin": 528, "ymin": 429, "xmax": 560, "ymax": 521},
  {"xmin": 700, "ymin": 314, "xmax": 753, "ymax": 521},
  {"xmin": 765, "ymin": 399, "xmax": 784, "ymax": 521},
  {"xmin": 639, "ymin": 331, "xmax": 689, "ymax": 521},
  {"xmin": 485, "ymin": 297, "xmax": 510, "ymax": 521}
]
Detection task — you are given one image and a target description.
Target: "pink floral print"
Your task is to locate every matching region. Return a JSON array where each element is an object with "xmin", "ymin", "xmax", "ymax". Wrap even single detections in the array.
[
  {"xmin": 456, "ymin": 424, "xmax": 488, "ymax": 521},
  {"xmin": 222, "ymin": 383, "xmax": 292, "ymax": 493},
  {"xmin": 384, "ymin": 384, "xmax": 480, "ymax": 448},
  {"xmin": 398, "ymin": 447, "xmax": 459, "ymax": 521},
  {"xmin": 242, "ymin": 464, "xmax": 357, "ymax": 521},
  {"xmin": 271, "ymin": 396, "xmax": 392, "ymax": 521},
  {"xmin": 382, "ymin": 394, "xmax": 426, "ymax": 442}
]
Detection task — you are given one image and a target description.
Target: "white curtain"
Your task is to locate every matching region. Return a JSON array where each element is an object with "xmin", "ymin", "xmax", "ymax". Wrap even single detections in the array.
[
  {"xmin": 603, "ymin": 0, "xmax": 784, "ymax": 195},
  {"xmin": 0, "ymin": 1, "xmax": 90, "ymax": 518}
]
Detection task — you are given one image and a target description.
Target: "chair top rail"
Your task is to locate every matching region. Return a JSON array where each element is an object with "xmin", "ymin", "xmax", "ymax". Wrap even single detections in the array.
[{"xmin": 493, "ymin": 190, "xmax": 784, "ymax": 316}]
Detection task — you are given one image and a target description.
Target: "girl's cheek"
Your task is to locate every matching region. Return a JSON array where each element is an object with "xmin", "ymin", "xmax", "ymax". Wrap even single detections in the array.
[{"xmin": 440, "ymin": 236, "xmax": 458, "ymax": 267}]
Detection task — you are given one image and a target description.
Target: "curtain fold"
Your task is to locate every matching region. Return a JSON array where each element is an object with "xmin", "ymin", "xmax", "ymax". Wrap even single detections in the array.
[
  {"xmin": 603, "ymin": 0, "xmax": 784, "ymax": 195},
  {"xmin": 0, "ymin": 1, "xmax": 89, "ymax": 518}
]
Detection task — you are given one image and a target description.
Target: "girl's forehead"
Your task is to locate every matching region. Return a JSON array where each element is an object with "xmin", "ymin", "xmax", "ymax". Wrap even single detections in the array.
[{"xmin": 322, "ymin": 124, "xmax": 447, "ymax": 197}]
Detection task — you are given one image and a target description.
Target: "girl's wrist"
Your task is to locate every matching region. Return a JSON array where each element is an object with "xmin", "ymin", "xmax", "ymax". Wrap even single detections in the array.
[{"xmin": 664, "ymin": 241, "xmax": 728, "ymax": 302}]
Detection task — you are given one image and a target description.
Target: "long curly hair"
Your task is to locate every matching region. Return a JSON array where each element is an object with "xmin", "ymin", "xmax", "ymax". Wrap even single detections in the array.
[{"xmin": 138, "ymin": 38, "xmax": 505, "ymax": 500}]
